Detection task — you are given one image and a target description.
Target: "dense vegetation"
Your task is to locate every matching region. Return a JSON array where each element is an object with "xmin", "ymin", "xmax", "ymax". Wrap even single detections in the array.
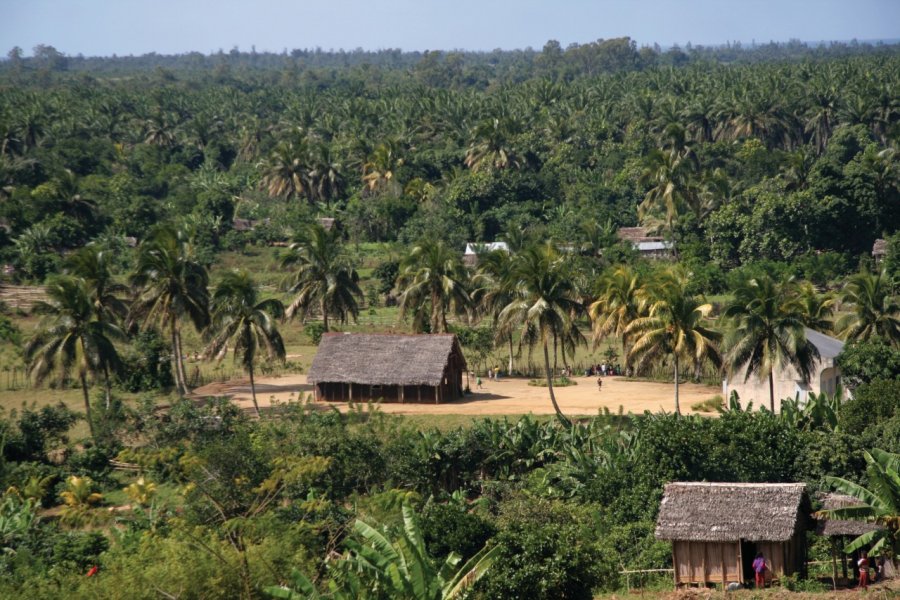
[{"xmin": 0, "ymin": 39, "xmax": 899, "ymax": 598}]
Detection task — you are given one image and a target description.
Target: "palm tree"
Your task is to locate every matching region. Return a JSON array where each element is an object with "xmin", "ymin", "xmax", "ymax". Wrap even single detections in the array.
[
  {"xmin": 835, "ymin": 269, "xmax": 900, "ymax": 346},
  {"xmin": 722, "ymin": 275, "xmax": 820, "ymax": 412},
  {"xmin": 638, "ymin": 148, "xmax": 700, "ymax": 228},
  {"xmin": 473, "ymin": 248, "xmax": 516, "ymax": 373},
  {"xmin": 796, "ymin": 282, "xmax": 835, "ymax": 334},
  {"xmin": 464, "ymin": 117, "xmax": 521, "ymax": 172},
  {"xmin": 281, "ymin": 224, "xmax": 361, "ymax": 332},
  {"xmin": 818, "ymin": 448, "xmax": 900, "ymax": 556},
  {"xmin": 626, "ymin": 271, "xmax": 720, "ymax": 415},
  {"xmin": 64, "ymin": 246, "xmax": 128, "ymax": 407},
  {"xmin": 589, "ymin": 266, "xmax": 644, "ymax": 367},
  {"xmin": 258, "ymin": 139, "xmax": 312, "ymax": 201},
  {"xmin": 25, "ymin": 277, "xmax": 124, "ymax": 439},
  {"xmin": 497, "ymin": 244, "xmax": 584, "ymax": 426},
  {"xmin": 397, "ymin": 240, "xmax": 470, "ymax": 334},
  {"xmin": 130, "ymin": 225, "xmax": 210, "ymax": 396},
  {"xmin": 204, "ymin": 270, "xmax": 285, "ymax": 417}
]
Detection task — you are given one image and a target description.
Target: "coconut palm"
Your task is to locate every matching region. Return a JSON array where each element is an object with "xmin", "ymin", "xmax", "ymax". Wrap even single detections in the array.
[
  {"xmin": 723, "ymin": 274, "xmax": 820, "ymax": 412},
  {"xmin": 796, "ymin": 281, "xmax": 835, "ymax": 334},
  {"xmin": 397, "ymin": 239, "xmax": 470, "ymax": 334},
  {"xmin": 64, "ymin": 245, "xmax": 128, "ymax": 407},
  {"xmin": 130, "ymin": 225, "xmax": 210, "ymax": 396},
  {"xmin": 835, "ymin": 269, "xmax": 900, "ymax": 346},
  {"xmin": 589, "ymin": 265, "xmax": 644, "ymax": 366},
  {"xmin": 258, "ymin": 139, "xmax": 312, "ymax": 201},
  {"xmin": 25, "ymin": 276, "xmax": 124, "ymax": 438},
  {"xmin": 497, "ymin": 244, "xmax": 584, "ymax": 426},
  {"xmin": 473, "ymin": 248, "xmax": 516, "ymax": 374},
  {"xmin": 281, "ymin": 224, "xmax": 361, "ymax": 332},
  {"xmin": 818, "ymin": 448, "xmax": 900, "ymax": 556},
  {"xmin": 464, "ymin": 117, "xmax": 521, "ymax": 172},
  {"xmin": 638, "ymin": 148, "xmax": 700, "ymax": 228},
  {"xmin": 626, "ymin": 271, "xmax": 720, "ymax": 415},
  {"xmin": 205, "ymin": 270, "xmax": 286, "ymax": 417}
]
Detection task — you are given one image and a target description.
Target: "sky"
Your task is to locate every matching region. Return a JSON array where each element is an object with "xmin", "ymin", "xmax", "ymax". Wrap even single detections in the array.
[{"xmin": 3, "ymin": 0, "xmax": 900, "ymax": 57}]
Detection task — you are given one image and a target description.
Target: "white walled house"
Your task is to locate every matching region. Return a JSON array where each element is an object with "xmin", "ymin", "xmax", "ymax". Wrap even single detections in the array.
[{"xmin": 722, "ymin": 328, "xmax": 844, "ymax": 411}]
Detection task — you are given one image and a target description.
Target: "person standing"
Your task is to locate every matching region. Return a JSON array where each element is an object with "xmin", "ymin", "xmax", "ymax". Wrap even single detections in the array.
[
  {"xmin": 858, "ymin": 552, "xmax": 869, "ymax": 590},
  {"xmin": 752, "ymin": 552, "xmax": 767, "ymax": 589}
]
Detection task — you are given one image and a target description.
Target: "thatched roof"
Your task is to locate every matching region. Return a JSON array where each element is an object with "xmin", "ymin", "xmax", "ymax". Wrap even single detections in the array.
[
  {"xmin": 307, "ymin": 333, "xmax": 465, "ymax": 387},
  {"xmin": 656, "ymin": 482, "xmax": 807, "ymax": 542},
  {"xmin": 617, "ymin": 226, "xmax": 664, "ymax": 243},
  {"xmin": 816, "ymin": 493, "xmax": 882, "ymax": 537},
  {"xmin": 873, "ymin": 238, "xmax": 887, "ymax": 257}
]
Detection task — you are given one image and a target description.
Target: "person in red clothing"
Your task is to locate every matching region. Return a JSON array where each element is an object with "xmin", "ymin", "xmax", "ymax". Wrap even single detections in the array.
[
  {"xmin": 858, "ymin": 552, "xmax": 869, "ymax": 590},
  {"xmin": 752, "ymin": 552, "xmax": 767, "ymax": 589}
]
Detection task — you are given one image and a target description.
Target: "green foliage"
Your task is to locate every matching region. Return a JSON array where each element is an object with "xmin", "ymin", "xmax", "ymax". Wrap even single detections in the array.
[
  {"xmin": 837, "ymin": 336, "xmax": 900, "ymax": 388},
  {"xmin": 304, "ymin": 322, "xmax": 326, "ymax": 345},
  {"xmin": 476, "ymin": 495, "xmax": 614, "ymax": 599},
  {"xmin": 117, "ymin": 329, "xmax": 174, "ymax": 392},
  {"xmin": 839, "ymin": 378, "xmax": 900, "ymax": 436}
]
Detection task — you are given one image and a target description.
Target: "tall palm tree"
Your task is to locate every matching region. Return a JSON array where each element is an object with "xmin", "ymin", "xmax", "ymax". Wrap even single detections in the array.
[
  {"xmin": 723, "ymin": 275, "xmax": 819, "ymax": 412},
  {"xmin": 796, "ymin": 281, "xmax": 835, "ymax": 334},
  {"xmin": 397, "ymin": 240, "xmax": 470, "ymax": 334},
  {"xmin": 130, "ymin": 225, "xmax": 210, "ymax": 396},
  {"xmin": 638, "ymin": 148, "xmax": 700, "ymax": 228},
  {"xmin": 626, "ymin": 272, "xmax": 720, "ymax": 415},
  {"xmin": 464, "ymin": 118, "xmax": 521, "ymax": 172},
  {"xmin": 589, "ymin": 266, "xmax": 644, "ymax": 367},
  {"xmin": 258, "ymin": 139, "xmax": 312, "ymax": 201},
  {"xmin": 835, "ymin": 269, "xmax": 900, "ymax": 346},
  {"xmin": 25, "ymin": 277, "xmax": 124, "ymax": 439},
  {"xmin": 281, "ymin": 224, "xmax": 361, "ymax": 332},
  {"xmin": 64, "ymin": 246, "xmax": 128, "ymax": 407},
  {"xmin": 204, "ymin": 270, "xmax": 285, "ymax": 417},
  {"xmin": 497, "ymin": 244, "xmax": 584, "ymax": 426},
  {"xmin": 473, "ymin": 248, "xmax": 516, "ymax": 373}
]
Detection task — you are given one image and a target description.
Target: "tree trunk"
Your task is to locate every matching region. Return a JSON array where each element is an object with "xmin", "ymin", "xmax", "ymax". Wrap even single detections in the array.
[
  {"xmin": 674, "ymin": 355, "xmax": 681, "ymax": 416},
  {"xmin": 507, "ymin": 336, "xmax": 514, "ymax": 376},
  {"xmin": 80, "ymin": 371, "xmax": 95, "ymax": 439},
  {"xmin": 103, "ymin": 365, "xmax": 112, "ymax": 410},
  {"xmin": 768, "ymin": 370, "xmax": 775, "ymax": 413},
  {"xmin": 248, "ymin": 362, "xmax": 261, "ymax": 418},
  {"xmin": 170, "ymin": 315, "xmax": 185, "ymax": 396},
  {"xmin": 543, "ymin": 340, "xmax": 571, "ymax": 428},
  {"xmin": 175, "ymin": 329, "xmax": 190, "ymax": 395},
  {"xmin": 321, "ymin": 297, "xmax": 329, "ymax": 332},
  {"xmin": 552, "ymin": 334, "xmax": 558, "ymax": 374},
  {"xmin": 431, "ymin": 288, "xmax": 441, "ymax": 333}
]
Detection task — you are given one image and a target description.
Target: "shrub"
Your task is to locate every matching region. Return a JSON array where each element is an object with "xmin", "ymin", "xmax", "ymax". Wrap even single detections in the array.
[
  {"xmin": 421, "ymin": 500, "xmax": 496, "ymax": 561},
  {"xmin": 839, "ymin": 378, "xmax": 900, "ymax": 436},
  {"xmin": 304, "ymin": 322, "xmax": 326, "ymax": 345}
]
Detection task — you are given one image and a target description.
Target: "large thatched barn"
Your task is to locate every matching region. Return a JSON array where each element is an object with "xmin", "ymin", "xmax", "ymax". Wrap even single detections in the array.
[
  {"xmin": 307, "ymin": 333, "xmax": 467, "ymax": 403},
  {"xmin": 656, "ymin": 482, "xmax": 809, "ymax": 587}
]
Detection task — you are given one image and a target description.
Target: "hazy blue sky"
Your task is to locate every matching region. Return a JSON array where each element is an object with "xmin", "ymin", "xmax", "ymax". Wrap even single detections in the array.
[{"xmin": 3, "ymin": 0, "xmax": 899, "ymax": 57}]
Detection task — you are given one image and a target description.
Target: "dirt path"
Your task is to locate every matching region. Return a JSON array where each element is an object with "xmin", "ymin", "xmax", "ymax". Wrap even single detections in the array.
[{"xmin": 193, "ymin": 374, "xmax": 720, "ymax": 416}]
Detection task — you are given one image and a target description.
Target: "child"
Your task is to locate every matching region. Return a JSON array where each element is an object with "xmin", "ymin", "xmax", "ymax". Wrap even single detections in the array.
[
  {"xmin": 858, "ymin": 552, "xmax": 869, "ymax": 590},
  {"xmin": 752, "ymin": 553, "xmax": 767, "ymax": 589}
]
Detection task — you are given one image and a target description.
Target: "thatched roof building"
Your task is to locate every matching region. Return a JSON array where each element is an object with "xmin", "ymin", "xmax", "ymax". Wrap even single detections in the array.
[
  {"xmin": 308, "ymin": 333, "xmax": 467, "ymax": 403},
  {"xmin": 873, "ymin": 238, "xmax": 887, "ymax": 262},
  {"xmin": 657, "ymin": 482, "xmax": 807, "ymax": 542},
  {"xmin": 816, "ymin": 493, "xmax": 881, "ymax": 537},
  {"xmin": 656, "ymin": 482, "xmax": 809, "ymax": 586}
]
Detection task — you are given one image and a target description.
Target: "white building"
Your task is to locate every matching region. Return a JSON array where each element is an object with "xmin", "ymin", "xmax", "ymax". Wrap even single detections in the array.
[
  {"xmin": 463, "ymin": 241, "xmax": 509, "ymax": 267},
  {"xmin": 722, "ymin": 328, "xmax": 844, "ymax": 411}
]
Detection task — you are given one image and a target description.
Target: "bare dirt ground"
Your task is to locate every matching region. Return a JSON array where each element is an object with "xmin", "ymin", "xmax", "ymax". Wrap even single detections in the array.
[{"xmin": 193, "ymin": 373, "xmax": 720, "ymax": 416}]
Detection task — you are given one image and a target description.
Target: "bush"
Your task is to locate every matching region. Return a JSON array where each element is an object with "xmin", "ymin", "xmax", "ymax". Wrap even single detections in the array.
[
  {"xmin": 421, "ymin": 500, "xmax": 496, "ymax": 561},
  {"xmin": 304, "ymin": 322, "xmax": 326, "ymax": 345},
  {"xmin": 839, "ymin": 378, "xmax": 900, "ymax": 436},
  {"xmin": 837, "ymin": 337, "xmax": 900, "ymax": 388},
  {"xmin": 117, "ymin": 329, "xmax": 174, "ymax": 392},
  {"xmin": 475, "ymin": 495, "xmax": 616, "ymax": 599}
]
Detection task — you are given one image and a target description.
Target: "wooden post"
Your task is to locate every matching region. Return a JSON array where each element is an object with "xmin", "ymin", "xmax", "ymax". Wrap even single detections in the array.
[
  {"xmin": 400, "ymin": 385, "xmax": 404, "ymax": 403},
  {"xmin": 418, "ymin": 385, "xmax": 422, "ymax": 402},
  {"xmin": 672, "ymin": 546, "xmax": 678, "ymax": 588}
]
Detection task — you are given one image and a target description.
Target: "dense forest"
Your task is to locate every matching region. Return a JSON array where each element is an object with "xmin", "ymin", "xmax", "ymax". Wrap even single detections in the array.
[{"xmin": 0, "ymin": 39, "xmax": 899, "ymax": 599}]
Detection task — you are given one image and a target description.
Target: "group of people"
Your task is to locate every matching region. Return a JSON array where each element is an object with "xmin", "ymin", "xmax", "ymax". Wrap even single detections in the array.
[
  {"xmin": 752, "ymin": 551, "xmax": 885, "ymax": 591},
  {"xmin": 587, "ymin": 363, "xmax": 621, "ymax": 377},
  {"xmin": 473, "ymin": 367, "xmax": 502, "ymax": 390}
]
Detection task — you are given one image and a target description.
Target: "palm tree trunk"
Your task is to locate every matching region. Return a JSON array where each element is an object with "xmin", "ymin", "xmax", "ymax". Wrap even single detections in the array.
[
  {"xmin": 248, "ymin": 362, "xmax": 261, "ymax": 418},
  {"xmin": 103, "ymin": 365, "xmax": 112, "ymax": 410},
  {"xmin": 674, "ymin": 355, "xmax": 681, "ymax": 416},
  {"xmin": 431, "ymin": 288, "xmax": 442, "ymax": 333},
  {"xmin": 321, "ymin": 297, "xmax": 329, "ymax": 332},
  {"xmin": 169, "ymin": 315, "xmax": 185, "ymax": 395},
  {"xmin": 769, "ymin": 371, "xmax": 775, "ymax": 413},
  {"xmin": 175, "ymin": 329, "xmax": 190, "ymax": 394},
  {"xmin": 507, "ymin": 336, "xmax": 514, "ymax": 375},
  {"xmin": 80, "ymin": 371, "xmax": 95, "ymax": 439},
  {"xmin": 543, "ymin": 340, "xmax": 571, "ymax": 428},
  {"xmin": 552, "ymin": 334, "xmax": 558, "ymax": 374}
]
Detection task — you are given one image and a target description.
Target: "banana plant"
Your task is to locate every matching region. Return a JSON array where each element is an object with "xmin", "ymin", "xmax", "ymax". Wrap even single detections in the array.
[
  {"xmin": 265, "ymin": 501, "xmax": 499, "ymax": 600},
  {"xmin": 818, "ymin": 449, "xmax": 900, "ymax": 556}
]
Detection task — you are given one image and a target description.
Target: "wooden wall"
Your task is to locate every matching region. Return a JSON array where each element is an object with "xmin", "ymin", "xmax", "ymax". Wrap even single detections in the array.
[{"xmin": 673, "ymin": 541, "xmax": 742, "ymax": 585}]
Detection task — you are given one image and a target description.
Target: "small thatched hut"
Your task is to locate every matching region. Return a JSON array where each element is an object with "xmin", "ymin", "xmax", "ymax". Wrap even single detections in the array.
[
  {"xmin": 656, "ymin": 482, "xmax": 809, "ymax": 587},
  {"xmin": 816, "ymin": 493, "xmax": 891, "ymax": 582},
  {"xmin": 307, "ymin": 333, "xmax": 467, "ymax": 403}
]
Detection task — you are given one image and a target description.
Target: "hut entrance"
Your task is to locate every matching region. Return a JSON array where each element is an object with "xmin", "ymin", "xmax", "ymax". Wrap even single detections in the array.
[{"xmin": 740, "ymin": 540, "xmax": 755, "ymax": 583}]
